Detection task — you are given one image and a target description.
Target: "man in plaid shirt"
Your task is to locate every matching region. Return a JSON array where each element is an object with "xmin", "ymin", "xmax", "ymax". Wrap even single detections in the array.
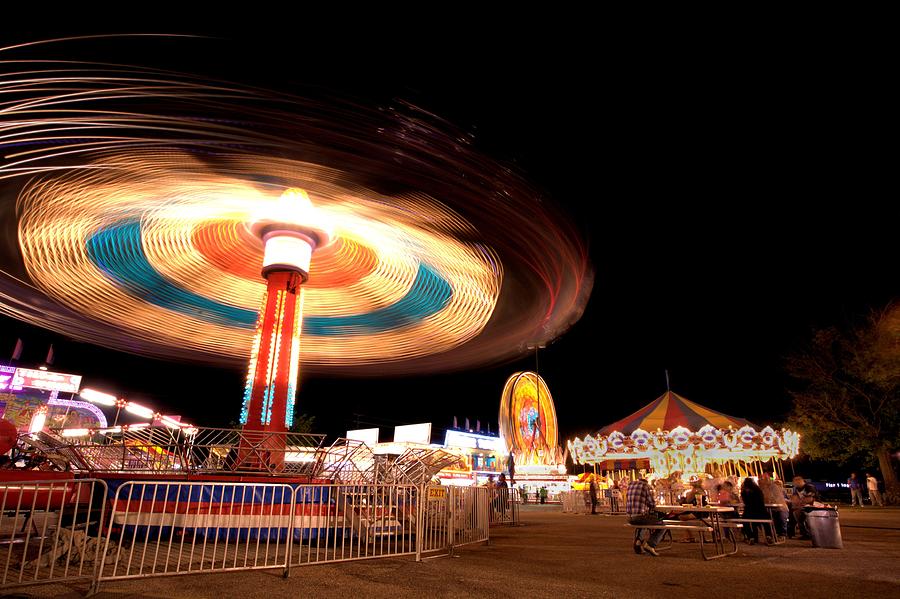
[{"xmin": 626, "ymin": 478, "xmax": 666, "ymax": 556}]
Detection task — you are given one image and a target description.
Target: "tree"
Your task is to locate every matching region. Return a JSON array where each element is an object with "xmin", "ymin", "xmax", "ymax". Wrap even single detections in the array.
[
  {"xmin": 785, "ymin": 306, "xmax": 900, "ymax": 503},
  {"xmin": 290, "ymin": 412, "xmax": 316, "ymax": 434}
]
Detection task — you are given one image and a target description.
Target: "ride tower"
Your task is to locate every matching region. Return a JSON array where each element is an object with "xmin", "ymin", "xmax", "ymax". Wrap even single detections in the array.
[{"xmin": 239, "ymin": 189, "xmax": 331, "ymax": 468}]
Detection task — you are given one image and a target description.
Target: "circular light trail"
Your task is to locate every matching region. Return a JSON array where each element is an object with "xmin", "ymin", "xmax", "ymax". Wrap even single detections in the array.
[{"xmin": 0, "ymin": 37, "xmax": 592, "ymax": 375}]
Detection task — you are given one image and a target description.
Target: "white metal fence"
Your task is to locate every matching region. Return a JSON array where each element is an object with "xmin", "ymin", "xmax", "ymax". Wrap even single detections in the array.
[
  {"xmin": 488, "ymin": 488, "xmax": 520, "ymax": 526},
  {"xmin": 1, "ymin": 479, "xmax": 492, "ymax": 593},
  {"xmin": 417, "ymin": 485, "xmax": 491, "ymax": 557},
  {"xmin": 289, "ymin": 484, "xmax": 418, "ymax": 566},
  {"xmin": 1, "ymin": 478, "xmax": 107, "ymax": 590},
  {"xmin": 97, "ymin": 481, "xmax": 297, "ymax": 583}
]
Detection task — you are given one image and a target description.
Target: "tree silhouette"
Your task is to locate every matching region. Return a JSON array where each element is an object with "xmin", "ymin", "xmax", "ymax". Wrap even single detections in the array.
[{"xmin": 786, "ymin": 306, "xmax": 900, "ymax": 503}]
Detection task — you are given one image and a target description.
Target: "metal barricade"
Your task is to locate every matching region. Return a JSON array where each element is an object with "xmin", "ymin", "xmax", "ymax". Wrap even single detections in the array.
[
  {"xmin": 560, "ymin": 490, "xmax": 589, "ymax": 513},
  {"xmin": 1, "ymin": 477, "xmax": 107, "ymax": 591},
  {"xmin": 289, "ymin": 484, "xmax": 417, "ymax": 566},
  {"xmin": 488, "ymin": 488, "xmax": 520, "ymax": 525},
  {"xmin": 417, "ymin": 485, "xmax": 451, "ymax": 557},
  {"xmin": 417, "ymin": 485, "xmax": 491, "ymax": 559},
  {"xmin": 1, "ymin": 479, "xmax": 494, "ymax": 590},
  {"xmin": 97, "ymin": 481, "xmax": 295, "ymax": 585},
  {"xmin": 448, "ymin": 486, "xmax": 490, "ymax": 548}
]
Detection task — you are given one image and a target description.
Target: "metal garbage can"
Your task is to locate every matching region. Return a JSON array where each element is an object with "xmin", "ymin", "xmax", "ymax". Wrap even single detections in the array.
[{"xmin": 805, "ymin": 507, "xmax": 843, "ymax": 548}]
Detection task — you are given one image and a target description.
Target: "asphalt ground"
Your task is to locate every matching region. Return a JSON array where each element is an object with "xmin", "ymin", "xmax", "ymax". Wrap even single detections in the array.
[{"xmin": 6, "ymin": 504, "xmax": 899, "ymax": 599}]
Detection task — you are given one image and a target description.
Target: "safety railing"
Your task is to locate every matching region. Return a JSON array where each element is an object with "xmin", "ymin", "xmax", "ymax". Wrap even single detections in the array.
[
  {"xmin": 289, "ymin": 484, "xmax": 417, "ymax": 566},
  {"xmin": 488, "ymin": 488, "xmax": 520, "ymax": 525},
  {"xmin": 1, "ymin": 477, "xmax": 107, "ymax": 591},
  {"xmin": 446, "ymin": 486, "xmax": 490, "ymax": 548},
  {"xmin": 417, "ymin": 485, "xmax": 452, "ymax": 557},
  {"xmin": 97, "ymin": 481, "xmax": 296, "ymax": 583},
  {"xmin": 3, "ymin": 479, "xmax": 493, "ymax": 593},
  {"xmin": 290, "ymin": 484, "xmax": 419, "ymax": 566}
]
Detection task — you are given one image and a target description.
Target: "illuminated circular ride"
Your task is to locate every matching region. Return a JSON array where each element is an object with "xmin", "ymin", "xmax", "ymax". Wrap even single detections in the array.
[
  {"xmin": 499, "ymin": 372, "xmax": 565, "ymax": 468},
  {"xmin": 567, "ymin": 391, "xmax": 800, "ymax": 479},
  {"xmin": 0, "ymin": 37, "xmax": 592, "ymax": 432}
]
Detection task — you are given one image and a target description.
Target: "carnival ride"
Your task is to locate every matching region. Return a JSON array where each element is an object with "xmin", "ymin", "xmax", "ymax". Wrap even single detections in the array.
[
  {"xmin": 567, "ymin": 391, "xmax": 800, "ymax": 481},
  {"xmin": 495, "ymin": 371, "xmax": 570, "ymax": 498},
  {"xmin": 499, "ymin": 371, "xmax": 566, "ymax": 469},
  {"xmin": 0, "ymin": 37, "xmax": 591, "ymax": 489}
]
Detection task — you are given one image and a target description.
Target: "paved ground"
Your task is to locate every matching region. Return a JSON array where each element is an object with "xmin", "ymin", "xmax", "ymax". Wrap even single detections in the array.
[{"xmin": 6, "ymin": 505, "xmax": 899, "ymax": 598}]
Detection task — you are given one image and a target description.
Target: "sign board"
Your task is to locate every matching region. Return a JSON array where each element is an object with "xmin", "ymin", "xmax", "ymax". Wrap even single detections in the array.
[
  {"xmin": 394, "ymin": 423, "xmax": 431, "ymax": 444},
  {"xmin": 346, "ymin": 427, "xmax": 379, "ymax": 447},
  {"xmin": 426, "ymin": 487, "xmax": 447, "ymax": 500},
  {"xmin": 13, "ymin": 368, "xmax": 82, "ymax": 394},
  {"xmin": 0, "ymin": 366, "xmax": 22, "ymax": 392},
  {"xmin": 444, "ymin": 429, "xmax": 506, "ymax": 452}
]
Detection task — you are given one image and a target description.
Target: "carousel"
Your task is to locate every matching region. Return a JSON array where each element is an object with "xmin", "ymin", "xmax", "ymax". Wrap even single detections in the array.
[{"xmin": 567, "ymin": 391, "xmax": 800, "ymax": 482}]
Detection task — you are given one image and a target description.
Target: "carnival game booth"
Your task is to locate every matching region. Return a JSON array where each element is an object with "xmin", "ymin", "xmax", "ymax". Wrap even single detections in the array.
[{"xmin": 567, "ymin": 391, "xmax": 799, "ymax": 482}]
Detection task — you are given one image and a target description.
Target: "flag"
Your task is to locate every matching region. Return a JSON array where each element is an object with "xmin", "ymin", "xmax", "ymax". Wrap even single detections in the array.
[
  {"xmin": 476, "ymin": 420, "xmax": 481, "ymax": 432},
  {"xmin": 45, "ymin": 344, "xmax": 54, "ymax": 365},
  {"xmin": 11, "ymin": 339, "xmax": 23, "ymax": 361},
  {"xmin": 452, "ymin": 416, "xmax": 458, "ymax": 429},
  {"xmin": 464, "ymin": 418, "xmax": 470, "ymax": 430}
]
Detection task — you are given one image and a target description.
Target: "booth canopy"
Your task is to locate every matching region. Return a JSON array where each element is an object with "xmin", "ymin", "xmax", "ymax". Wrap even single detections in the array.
[{"xmin": 599, "ymin": 391, "xmax": 756, "ymax": 436}]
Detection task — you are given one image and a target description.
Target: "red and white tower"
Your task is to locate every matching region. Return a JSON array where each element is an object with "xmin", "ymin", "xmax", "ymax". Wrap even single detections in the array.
[{"xmin": 240, "ymin": 189, "xmax": 331, "ymax": 437}]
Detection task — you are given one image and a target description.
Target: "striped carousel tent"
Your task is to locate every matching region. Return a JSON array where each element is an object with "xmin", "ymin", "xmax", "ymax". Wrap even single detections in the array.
[
  {"xmin": 568, "ymin": 390, "xmax": 799, "ymax": 480},
  {"xmin": 599, "ymin": 391, "xmax": 757, "ymax": 436}
]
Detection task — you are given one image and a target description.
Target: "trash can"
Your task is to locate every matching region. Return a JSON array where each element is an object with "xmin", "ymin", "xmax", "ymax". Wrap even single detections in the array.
[{"xmin": 805, "ymin": 507, "xmax": 843, "ymax": 549}]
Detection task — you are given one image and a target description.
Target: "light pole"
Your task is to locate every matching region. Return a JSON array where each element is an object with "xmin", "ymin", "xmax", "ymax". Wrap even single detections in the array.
[{"xmin": 526, "ymin": 343, "xmax": 546, "ymax": 453}]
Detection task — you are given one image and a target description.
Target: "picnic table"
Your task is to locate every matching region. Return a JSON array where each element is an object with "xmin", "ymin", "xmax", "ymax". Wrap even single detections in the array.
[{"xmin": 653, "ymin": 505, "xmax": 738, "ymax": 560}]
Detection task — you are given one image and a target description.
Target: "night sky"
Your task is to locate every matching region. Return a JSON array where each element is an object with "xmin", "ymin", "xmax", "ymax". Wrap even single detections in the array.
[{"xmin": 0, "ymin": 29, "xmax": 892, "ymax": 448}]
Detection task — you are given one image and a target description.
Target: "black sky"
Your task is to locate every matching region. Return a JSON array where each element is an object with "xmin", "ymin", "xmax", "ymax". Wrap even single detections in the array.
[{"xmin": 0, "ymin": 28, "xmax": 893, "ymax": 445}]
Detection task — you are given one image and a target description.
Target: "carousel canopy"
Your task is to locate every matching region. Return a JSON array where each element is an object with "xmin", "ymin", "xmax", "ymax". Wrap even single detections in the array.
[
  {"xmin": 599, "ymin": 391, "xmax": 756, "ymax": 436},
  {"xmin": 567, "ymin": 390, "xmax": 799, "ymax": 477}
]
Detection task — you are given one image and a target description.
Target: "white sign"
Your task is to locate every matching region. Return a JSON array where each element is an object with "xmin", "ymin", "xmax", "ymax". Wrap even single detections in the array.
[
  {"xmin": 394, "ymin": 423, "xmax": 431, "ymax": 444},
  {"xmin": 444, "ymin": 430, "xmax": 506, "ymax": 452},
  {"xmin": 346, "ymin": 428, "xmax": 379, "ymax": 447},
  {"xmin": 14, "ymin": 368, "xmax": 82, "ymax": 393}
]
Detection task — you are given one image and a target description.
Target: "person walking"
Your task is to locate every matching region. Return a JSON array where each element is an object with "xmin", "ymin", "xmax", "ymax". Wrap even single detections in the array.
[
  {"xmin": 848, "ymin": 472, "xmax": 865, "ymax": 507},
  {"xmin": 866, "ymin": 473, "xmax": 884, "ymax": 507}
]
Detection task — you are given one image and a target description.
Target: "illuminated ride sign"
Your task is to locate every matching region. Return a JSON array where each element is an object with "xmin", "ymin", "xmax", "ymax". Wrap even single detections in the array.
[
  {"xmin": 12, "ymin": 368, "xmax": 82, "ymax": 393},
  {"xmin": 0, "ymin": 366, "xmax": 22, "ymax": 391}
]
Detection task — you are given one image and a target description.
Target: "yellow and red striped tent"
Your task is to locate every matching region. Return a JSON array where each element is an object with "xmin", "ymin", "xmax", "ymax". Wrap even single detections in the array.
[{"xmin": 599, "ymin": 391, "xmax": 756, "ymax": 435}]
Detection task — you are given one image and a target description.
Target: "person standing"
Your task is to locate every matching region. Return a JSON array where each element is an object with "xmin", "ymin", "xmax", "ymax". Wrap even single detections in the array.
[
  {"xmin": 496, "ymin": 473, "xmax": 510, "ymax": 519},
  {"xmin": 759, "ymin": 471, "xmax": 789, "ymax": 537},
  {"xmin": 610, "ymin": 481, "xmax": 622, "ymax": 513},
  {"xmin": 625, "ymin": 477, "xmax": 666, "ymax": 556},
  {"xmin": 848, "ymin": 472, "xmax": 865, "ymax": 507},
  {"xmin": 539, "ymin": 486, "xmax": 548, "ymax": 504},
  {"xmin": 866, "ymin": 473, "xmax": 884, "ymax": 507},
  {"xmin": 588, "ymin": 475, "xmax": 599, "ymax": 515}
]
